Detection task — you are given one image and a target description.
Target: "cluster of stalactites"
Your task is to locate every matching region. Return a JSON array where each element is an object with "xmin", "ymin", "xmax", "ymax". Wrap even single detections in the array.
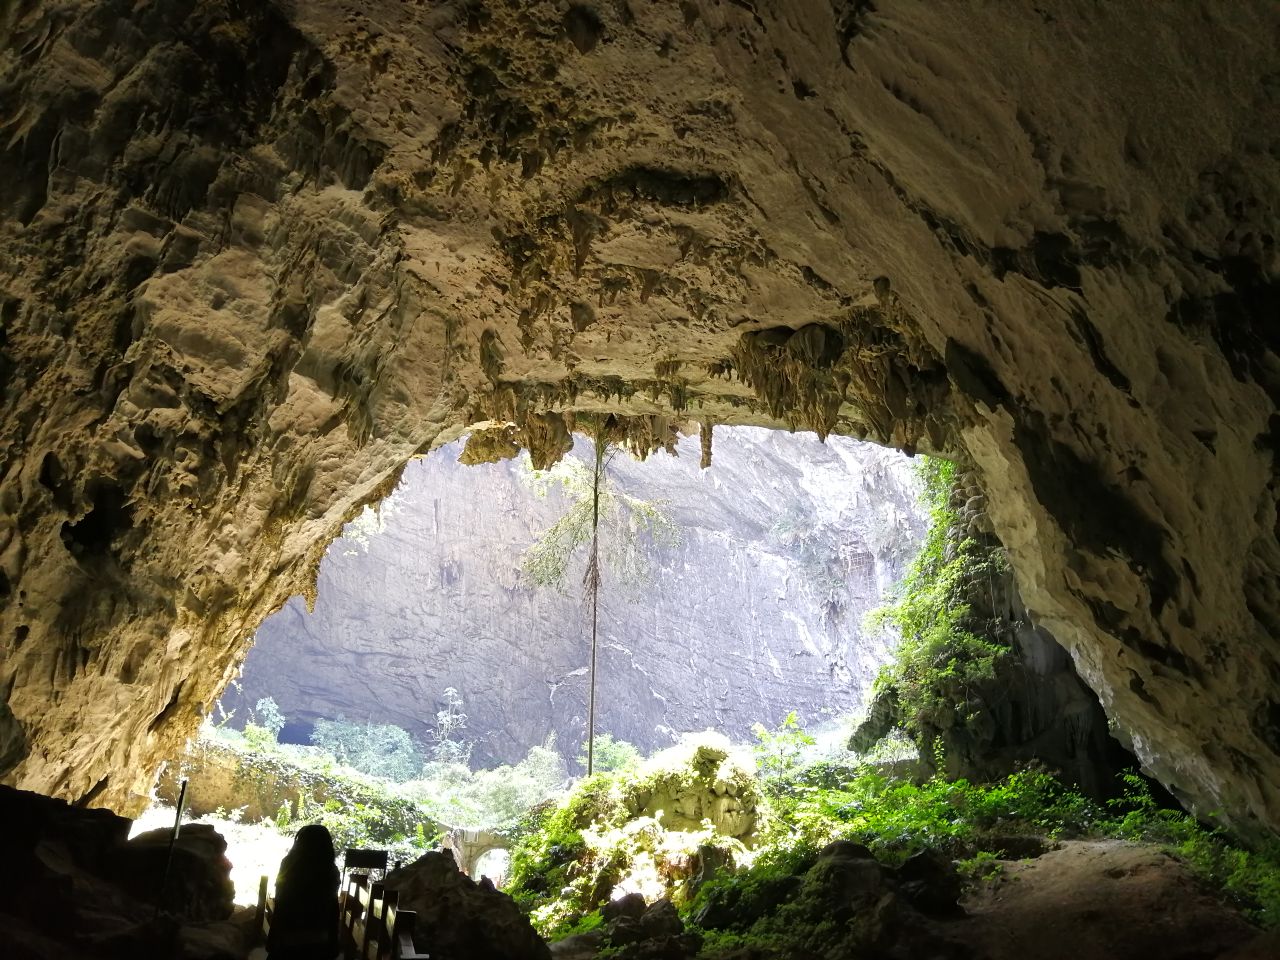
[{"xmin": 459, "ymin": 411, "xmax": 691, "ymax": 471}]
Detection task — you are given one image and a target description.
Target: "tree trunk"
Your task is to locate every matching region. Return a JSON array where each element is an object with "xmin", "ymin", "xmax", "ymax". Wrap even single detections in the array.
[{"xmin": 585, "ymin": 433, "xmax": 605, "ymax": 776}]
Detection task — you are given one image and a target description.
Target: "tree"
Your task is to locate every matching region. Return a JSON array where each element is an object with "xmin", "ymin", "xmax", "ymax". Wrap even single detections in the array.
[
  {"xmin": 243, "ymin": 696, "xmax": 286, "ymax": 750},
  {"xmin": 310, "ymin": 717, "xmax": 424, "ymax": 781},
  {"xmin": 752, "ymin": 711, "xmax": 816, "ymax": 779},
  {"xmin": 520, "ymin": 421, "xmax": 679, "ymax": 774},
  {"xmin": 429, "ymin": 687, "xmax": 473, "ymax": 766}
]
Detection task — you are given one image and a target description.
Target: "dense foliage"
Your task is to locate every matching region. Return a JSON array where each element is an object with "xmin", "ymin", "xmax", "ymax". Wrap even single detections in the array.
[
  {"xmin": 501, "ymin": 710, "xmax": 1280, "ymax": 956},
  {"xmin": 204, "ymin": 694, "xmax": 574, "ymax": 841},
  {"xmin": 577, "ymin": 734, "xmax": 643, "ymax": 773},
  {"xmin": 693, "ymin": 761, "xmax": 1280, "ymax": 948},
  {"xmin": 506, "ymin": 734, "xmax": 759, "ymax": 938},
  {"xmin": 311, "ymin": 717, "xmax": 423, "ymax": 782},
  {"xmin": 863, "ymin": 457, "xmax": 1011, "ymax": 755}
]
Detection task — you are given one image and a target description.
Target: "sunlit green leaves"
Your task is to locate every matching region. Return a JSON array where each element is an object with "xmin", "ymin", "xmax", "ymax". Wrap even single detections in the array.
[{"xmin": 518, "ymin": 446, "xmax": 680, "ymax": 594}]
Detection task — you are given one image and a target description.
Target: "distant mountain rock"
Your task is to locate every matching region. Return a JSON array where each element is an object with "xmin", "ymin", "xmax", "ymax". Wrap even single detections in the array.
[{"xmin": 219, "ymin": 428, "xmax": 925, "ymax": 769}]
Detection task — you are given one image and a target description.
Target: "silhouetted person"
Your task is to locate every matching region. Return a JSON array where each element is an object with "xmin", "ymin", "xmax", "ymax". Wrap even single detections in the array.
[{"xmin": 268, "ymin": 824, "xmax": 340, "ymax": 959}]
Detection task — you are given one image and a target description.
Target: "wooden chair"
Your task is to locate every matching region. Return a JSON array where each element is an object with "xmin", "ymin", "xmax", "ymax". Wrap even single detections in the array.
[{"xmin": 342, "ymin": 848, "xmax": 390, "ymax": 890}]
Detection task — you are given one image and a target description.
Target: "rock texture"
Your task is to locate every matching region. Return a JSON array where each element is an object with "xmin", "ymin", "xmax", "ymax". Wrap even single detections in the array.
[
  {"xmin": 956, "ymin": 840, "xmax": 1259, "ymax": 960},
  {"xmin": 220, "ymin": 429, "xmax": 922, "ymax": 767},
  {"xmin": 0, "ymin": 2, "xmax": 1278, "ymax": 835},
  {"xmin": 0, "ymin": 783, "xmax": 245, "ymax": 959},
  {"xmin": 385, "ymin": 849, "xmax": 551, "ymax": 960}
]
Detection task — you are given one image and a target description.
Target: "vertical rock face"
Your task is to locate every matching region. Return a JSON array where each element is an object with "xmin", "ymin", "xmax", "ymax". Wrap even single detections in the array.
[
  {"xmin": 220, "ymin": 429, "xmax": 924, "ymax": 766},
  {"xmin": 0, "ymin": 2, "xmax": 1277, "ymax": 833}
]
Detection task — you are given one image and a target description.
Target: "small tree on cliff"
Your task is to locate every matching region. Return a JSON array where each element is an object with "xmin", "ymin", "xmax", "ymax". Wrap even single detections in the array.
[{"xmin": 520, "ymin": 420, "xmax": 679, "ymax": 775}]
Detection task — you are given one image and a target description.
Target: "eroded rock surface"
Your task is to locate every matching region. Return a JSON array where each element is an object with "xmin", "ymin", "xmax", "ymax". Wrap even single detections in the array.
[{"xmin": 0, "ymin": 1, "xmax": 1278, "ymax": 835}]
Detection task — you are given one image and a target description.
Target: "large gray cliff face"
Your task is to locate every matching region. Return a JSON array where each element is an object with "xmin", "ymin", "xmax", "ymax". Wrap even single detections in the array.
[{"xmin": 221, "ymin": 429, "xmax": 924, "ymax": 767}]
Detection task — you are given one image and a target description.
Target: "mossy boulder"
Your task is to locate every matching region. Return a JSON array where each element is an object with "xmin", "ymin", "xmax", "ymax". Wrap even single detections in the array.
[{"xmin": 507, "ymin": 734, "xmax": 763, "ymax": 939}]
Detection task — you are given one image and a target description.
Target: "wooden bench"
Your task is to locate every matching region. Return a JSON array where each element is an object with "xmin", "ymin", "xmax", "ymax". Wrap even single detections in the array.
[
  {"xmin": 385, "ymin": 899, "xmax": 430, "ymax": 960},
  {"xmin": 343, "ymin": 875, "xmax": 429, "ymax": 959}
]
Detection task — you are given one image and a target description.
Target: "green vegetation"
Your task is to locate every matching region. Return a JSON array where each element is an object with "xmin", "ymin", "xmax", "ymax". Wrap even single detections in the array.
[
  {"xmin": 506, "ymin": 733, "xmax": 759, "ymax": 939},
  {"xmin": 242, "ymin": 696, "xmax": 286, "ymax": 751},
  {"xmin": 189, "ymin": 723, "xmax": 440, "ymax": 863},
  {"xmin": 694, "ymin": 761, "xmax": 1280, "ymax": 943},
  {"xmin": 401, "ymin": 740, "xmax": 567, "ymax": 830},
  {"xmin": 577, "ymin": 734, "xmax": 643, "ymax": 774},
  {"xmin": 751, "ymin": 710, "xmax": 816, "ymax": 781},
  {"xmin": 862, "ymin": 457, "xmax": 1011, "ymax": 757},
  {"xmin": 501, "ymin": 709, "xmax": 1280, "ymax": 956},
  {"xmin": 199, "ymin": 689, "xmax": 565, "ymax": 854},
  {"xmin": 519, "ymin": 444, "xmax": 679, "ymax": 594},
  {"xmin": 311, "ymin": 718, "xmax": 423, "ymax": 782}
]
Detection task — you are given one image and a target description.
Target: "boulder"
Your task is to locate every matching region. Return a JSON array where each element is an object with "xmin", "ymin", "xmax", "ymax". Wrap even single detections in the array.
[
  {"xmin": 639, "ymin": 899, "xmax": 684, "ymax": 939},
  {"xmin": 894, "ymin": 850, "xmax": 964, "ymax": 918},
  {"xmin": 113, "ymin": 824, "xmax": 235, "ymax": 921},
  {"xmin": 594, "ymin": 897, "xmax": 701, "ymax": 960},
  {"xmin": 385, "ymin": 850, "xmax": 550, "ymax": 960},
  {"xmin": 602, "ymin": 892, "xmax": 648, "ymax": 923},
  {"xmin": 0, "ymin": 783, "xmax": 239, "ymax": 959}
]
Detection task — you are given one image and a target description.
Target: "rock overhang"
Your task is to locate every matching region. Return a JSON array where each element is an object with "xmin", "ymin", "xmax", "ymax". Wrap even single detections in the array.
[{"xmin": 0, "ymin": 0, "xmax": 1276, "ymax": 837}]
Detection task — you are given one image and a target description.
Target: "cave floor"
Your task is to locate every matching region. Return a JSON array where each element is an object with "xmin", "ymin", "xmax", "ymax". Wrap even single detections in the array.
[{"xmin": 952, "ymin": 840, "xmax": 1268, "ymax": 960}]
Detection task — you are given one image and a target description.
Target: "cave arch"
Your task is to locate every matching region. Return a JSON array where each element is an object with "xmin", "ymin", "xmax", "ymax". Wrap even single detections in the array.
[{"xmin": 0, "ymin": 1, "xmax": 1277, "ymax": 837}]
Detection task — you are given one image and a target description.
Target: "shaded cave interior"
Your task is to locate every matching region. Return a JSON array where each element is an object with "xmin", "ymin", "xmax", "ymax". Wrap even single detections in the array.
[{"xmin": 0, "ymin": 10, "xmax": 1277, "ymax": 949}]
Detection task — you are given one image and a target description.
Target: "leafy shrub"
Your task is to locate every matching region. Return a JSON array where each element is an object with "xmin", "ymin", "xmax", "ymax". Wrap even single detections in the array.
[
  {"xmin": 752, "ymin": 711, "xmax": 817, "ymax": 781},
  {"xmin": 578, "ymin": 734, "xmax": 643, "ymax": 773},
  {"xmin": 311, "ymin": 718, "xmax": 423, "ymax": 782},
  {"xmin": 403, "ymin": 740, "xmax": 568, "ymax": 831}
]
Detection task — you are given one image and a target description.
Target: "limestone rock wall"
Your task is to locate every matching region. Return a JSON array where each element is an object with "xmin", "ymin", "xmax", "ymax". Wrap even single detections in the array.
[
  {"xmin": 0, "ymin": 1, "xmax": 1277, "ymax": 835},
  {"xmin": 219, "ymin": 429, "xmax": 923, "ymax": 767}
]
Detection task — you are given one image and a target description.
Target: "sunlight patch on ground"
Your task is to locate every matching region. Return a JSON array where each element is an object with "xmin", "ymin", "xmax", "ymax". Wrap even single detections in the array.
[{"xmin": 131, "ymin": 803, "xmax": 295, "ymax": 906}]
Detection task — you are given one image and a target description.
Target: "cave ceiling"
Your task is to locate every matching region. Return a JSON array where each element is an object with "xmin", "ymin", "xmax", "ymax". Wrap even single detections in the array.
[{"xmin": 0, "ymin": 0, "xmax": 1278, "ymax": 834}]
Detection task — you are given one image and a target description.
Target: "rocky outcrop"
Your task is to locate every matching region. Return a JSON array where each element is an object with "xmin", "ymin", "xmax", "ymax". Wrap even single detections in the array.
[
  {"xmin": 852, "ymin": 481, "xmax": 1132, "ymax": 798},
  {"xmin": 153, "ymin": 736, "xmax": 433, "ymax": 837},
  {"xmin": 0, "ymin": 1, "xmax": 1278, "ymax": 838},
  {"xmin": 116, "ymin": 823, "xmax": 236, "ymax": 923},
  {"xmin": 0, "ymin": 783, "xmax": 244, "ymax": 959},
  {"xmin": 385, "ymin": 850, "xmax": 551, "ymax": 960},
  {"xmin": 220, "ymin": 428, "xmax": 922, "ymax": 767}
]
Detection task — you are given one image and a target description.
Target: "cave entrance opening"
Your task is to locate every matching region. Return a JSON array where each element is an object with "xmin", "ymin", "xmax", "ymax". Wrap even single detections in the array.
[
  {"xmin": 214, "ymin": 425, "xmax": 928, "ymax": 772},
  {"xmin": 147, "ymin": 424, "xmax": 931, "ymax": 900}
]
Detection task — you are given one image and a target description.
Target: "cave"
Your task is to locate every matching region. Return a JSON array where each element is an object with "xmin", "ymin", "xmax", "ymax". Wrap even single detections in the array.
[
  {"xmin": 1, "ymin": 0, "xmax": 1278, "ymax": 906},
  {"xmin": 214, "ymin": 428, "xmax": 928, "ymax": 774}
]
